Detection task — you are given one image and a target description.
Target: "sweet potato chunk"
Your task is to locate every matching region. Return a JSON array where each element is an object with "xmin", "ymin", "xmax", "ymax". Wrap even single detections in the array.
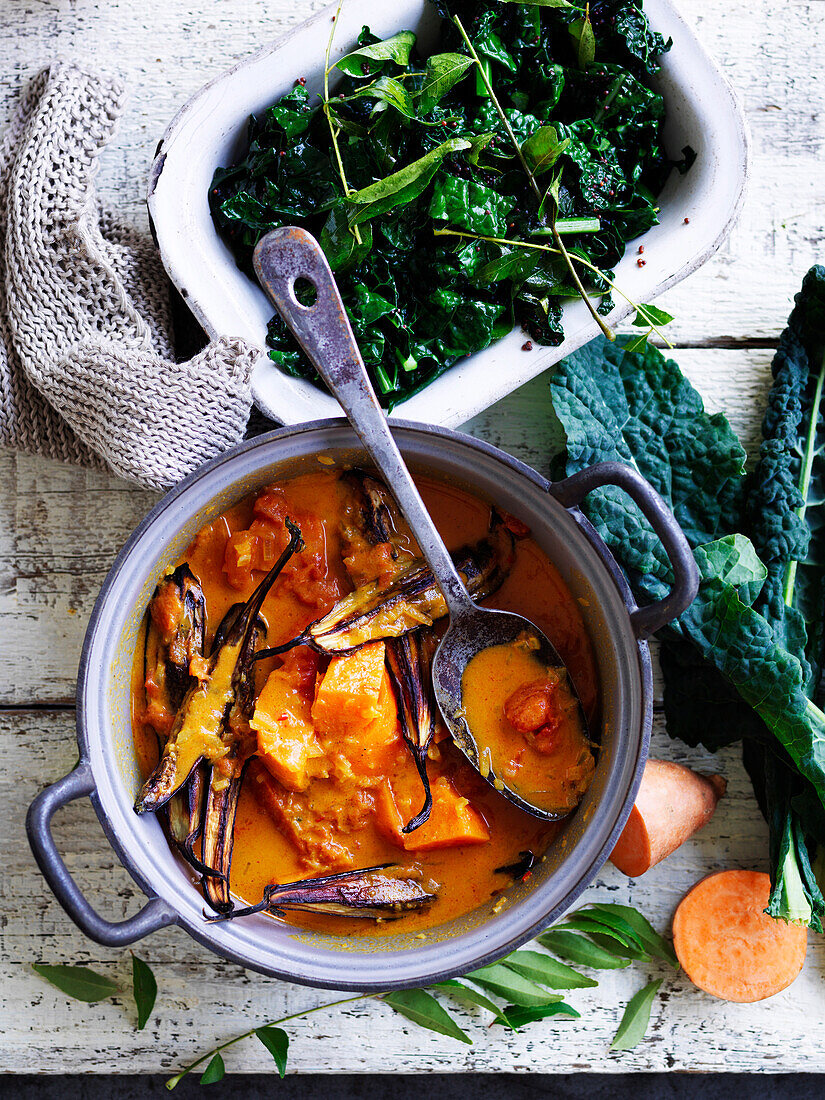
[
  {"xmin": 335, "ymin": 670, "xmax": 401, "ymax": 776},
  {"xmin": 377, "ymin": 775, "xmax": 490, "ymax": 851},
  {"xmin": 252, "ymin": 667, "xmax": 327, "ymax": 791},
  {"xmin": 610, "ymin": 760, "xmax": 727, "ymax": 877},
  {"xmin": 312, "ymin": 642, "xmax": 387, "ymax": 736}
]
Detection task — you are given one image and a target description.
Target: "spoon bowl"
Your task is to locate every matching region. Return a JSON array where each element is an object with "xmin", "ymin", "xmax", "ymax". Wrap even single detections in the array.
[
  {"xmin": 253, "ymin": 226, "xmax": 590, "ymax": 820},
  {"xmin": 431, "ymin": 608, "xmax": 588, "ymax": 821}
]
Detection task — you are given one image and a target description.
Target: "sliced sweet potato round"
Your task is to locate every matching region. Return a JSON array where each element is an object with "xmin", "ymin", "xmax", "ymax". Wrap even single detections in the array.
[{"xmin": 672, "ymin": 870, "xmax": 807, "ymax": 1002}]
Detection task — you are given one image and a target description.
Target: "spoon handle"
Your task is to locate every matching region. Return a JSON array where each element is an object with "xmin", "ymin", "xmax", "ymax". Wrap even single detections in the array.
[{"xmin": 253, "ymin": 226, "xmax": 476, "ymax": 619}]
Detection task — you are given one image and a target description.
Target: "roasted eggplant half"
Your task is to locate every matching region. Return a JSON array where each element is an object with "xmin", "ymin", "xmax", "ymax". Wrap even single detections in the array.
[
  {"xmin": 385, "ymin": 631, "xmax": 438, "ymax": 833},
  {"xmin": 200, "ymin": 604, "xmax": 267, "ymax": 913},
  {"xmin": 143, "ymin": 563, "xmax": 207, "ymax": 736},
  {"xmin": 134, "ymin": 518, "xmax": 304, "ymax": 814},
  {"xmin": 143, "ymin": 565, "xmax": 212, "ymax": 873},
  {"xmin": 257, "ymin": 510, "xmax": 515, "ymax": 658},
  {"xmin": 166, "ymin": 762, "xmax": 211, "ymax": 874},
  {"xmin": 207, "ymin": 864, "xmax": 436, "ymax": 922}
]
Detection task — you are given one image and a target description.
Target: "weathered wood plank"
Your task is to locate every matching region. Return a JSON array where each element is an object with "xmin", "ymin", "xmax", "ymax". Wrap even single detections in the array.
[
  {"xmin": 0, "ymin": 0, "xmax": 821, "ymax": 346},
  {"xmin": 3, "ymin": 709, "xmax": 823, "ymax": 1074},
  {"xmin": 0, "ymin": 347, "xmax": 770, "ymax": 706}
]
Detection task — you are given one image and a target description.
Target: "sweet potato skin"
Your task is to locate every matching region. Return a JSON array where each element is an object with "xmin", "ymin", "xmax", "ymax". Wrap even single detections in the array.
[
  {"xmin": 672, "ymin": 870, "xmax": 807, "ymax": 1002},
  {"xmin": 610, "ymin": 759, "xmax": 726, "ymax": 877}
]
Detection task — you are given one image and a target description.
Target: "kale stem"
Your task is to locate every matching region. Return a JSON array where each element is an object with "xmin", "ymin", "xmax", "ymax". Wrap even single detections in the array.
[
  {"xmin": 782, "ymin": 346, "xmax": 825, "ymax": 607},
  {"xmin": 593, "ymin": 72, "xmax": 628, "ymax": 126},
  {"xmin": 451, "ymin": 15, "xmax": 612, "ymax": 338},
  {"xmin": 165, "ymin": 992, "xmax": 382, "ymax": 1090},
  {"xmin": 452, "ymin": 16, "xmax": 542, "ymax": 206},
  {"xmin": 322, "ymin": 0, "xmax": 362, "ymax": 245},
  {"xmin": 531, "ymin": 218, "xmax": 601, "ymax": 235},
  {"xmin": 433, "ymin": 228, "xmax": 672, "ymax": 347},
  {"xmin": 551, "ymin": 223, "xmax": 615, "ymax": 340}
]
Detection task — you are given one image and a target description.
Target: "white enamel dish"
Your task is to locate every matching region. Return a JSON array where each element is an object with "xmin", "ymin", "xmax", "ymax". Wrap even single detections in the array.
[{"xmin": 147, "ymin": 0, "xmax": 750, "ymax": 428}]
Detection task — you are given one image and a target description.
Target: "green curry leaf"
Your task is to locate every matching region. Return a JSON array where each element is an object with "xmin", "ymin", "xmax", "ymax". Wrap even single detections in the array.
[
  {"xmin": 502, "ymin": 949, "xmax": 598, "ymax": 988},
  {"xmin": 199, "ymin": 1053, "xmax": 225, "ymax": 1085},
  {"xmin": 384, "ymin": 989, "xmax": 472, "ymax": 1044},
  {"xmin": 255, "ymin": 1026, "xmax": 289, "ymax": 1077},
  {"xmin": 33, "ymin": 963, "xmax": 120, "ymax": 1004},
  {"xmin": 538, "ymin": 930, "xmax": 631, "ymax": 969},
  {"xmin": 335, "ymin": 31, "xmax": 417, "ymax": 77},
  {"xmin": 346, "ymin": 137, "xmax": 471, "ymax": 225},
  {"xmin": 418, "ymin": 52, "xmax": 474, "ymax": 112},
  {"xmin": 522, "ymin": 125, "xmax": 570, "ymax": 176},
  {"xmin": 131, "ymin": 954, "xmax": 158, "ymax": 1030},
  {"xmin": 610, "ymin": 980, "xmax": 662, "ymax": 1051}
]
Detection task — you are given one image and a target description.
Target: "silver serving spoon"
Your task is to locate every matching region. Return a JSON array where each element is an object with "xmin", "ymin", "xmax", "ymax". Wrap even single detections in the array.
[{"xmin": 253, "ymin": 226, "xmax": 588, "ymax": 821}]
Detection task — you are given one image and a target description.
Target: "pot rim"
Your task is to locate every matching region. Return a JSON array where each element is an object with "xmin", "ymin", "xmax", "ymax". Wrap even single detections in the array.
[{"xmin": 74, "ymin": 418, "xmax": 652, "ymax": 990}]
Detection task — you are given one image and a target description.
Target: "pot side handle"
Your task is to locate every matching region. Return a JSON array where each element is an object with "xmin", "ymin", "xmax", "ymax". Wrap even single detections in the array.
[
  {"xmin": 26, "ymin": 760, "xmax": 177, "ymax": 946},
  {"xmin": 548, "ymin": 461, "xmax": 699, "ymax": 639}
]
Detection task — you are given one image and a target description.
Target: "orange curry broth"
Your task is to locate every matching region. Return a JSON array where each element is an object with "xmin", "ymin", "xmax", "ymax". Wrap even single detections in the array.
[{"xmin": 131, "ymin": 470, "xmax": 600, "ymax": 935}]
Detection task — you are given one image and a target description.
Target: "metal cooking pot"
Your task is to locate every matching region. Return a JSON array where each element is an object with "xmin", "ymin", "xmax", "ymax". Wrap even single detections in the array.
[{"xmin": 26, "ymin": 421, "xmax": 698, "ymax": 991}]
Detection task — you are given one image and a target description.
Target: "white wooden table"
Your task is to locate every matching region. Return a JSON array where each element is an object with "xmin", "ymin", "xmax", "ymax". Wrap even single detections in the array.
[{"xmin": 2, "ymin": 0, "xmax": 824, "ymax": 1077}]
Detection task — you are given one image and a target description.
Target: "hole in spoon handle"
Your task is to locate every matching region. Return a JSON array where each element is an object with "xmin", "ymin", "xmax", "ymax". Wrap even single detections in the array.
[
  {"xmin": 253, "ymin": 227, "xmax": 475, "ymax": 620},
  {"xmin": 253, "ymin": 225, "xmax": 368, "ymax": 404}
]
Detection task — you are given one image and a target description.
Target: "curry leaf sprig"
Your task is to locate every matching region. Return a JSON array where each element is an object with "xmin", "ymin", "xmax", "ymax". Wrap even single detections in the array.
[
  {"xmin": 164, "ymin": 903, "xmax": 677, "ymax": 1087},
  {"xmin": 33, "ymin": 954, "xmax": 158, "ymax": 1030}
]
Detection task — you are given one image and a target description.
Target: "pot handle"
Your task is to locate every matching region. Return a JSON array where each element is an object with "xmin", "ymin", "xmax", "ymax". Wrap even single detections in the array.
[
  {"xmin": 26, "ymin": 759, "xmax": 177, "ymax": 946},
  {"xmin": 548, "ymin": 461, "xmax": 699, "ymax": 639}
]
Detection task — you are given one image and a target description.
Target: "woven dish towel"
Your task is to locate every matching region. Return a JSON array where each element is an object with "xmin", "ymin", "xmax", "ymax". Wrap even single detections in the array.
[{"xmin": 0, "ymin": 62, "xmax": 259, "ymax": 490}]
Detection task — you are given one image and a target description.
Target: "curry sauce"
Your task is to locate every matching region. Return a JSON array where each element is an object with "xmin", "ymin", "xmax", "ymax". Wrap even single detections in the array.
[{"xmin": 131, "ymin": 470, "xmax": 599, "ymax": 934}]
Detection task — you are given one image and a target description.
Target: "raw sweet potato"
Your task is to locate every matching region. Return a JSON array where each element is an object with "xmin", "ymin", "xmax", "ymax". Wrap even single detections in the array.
[
  {"xmin": 610, "ymin": 759, "xmax": 726, "ymax": 877},
  {"xmin": 672, "ymin": 870, "xmax": 807, "ymax": 1002}
]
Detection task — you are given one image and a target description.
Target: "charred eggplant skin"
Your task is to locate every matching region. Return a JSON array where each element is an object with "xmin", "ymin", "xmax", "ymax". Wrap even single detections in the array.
[
  {"xmin": 135, "ymin": 519, "xmax": 303, "ymax": 814},
  {"xmin": 200, "ymin": 608, "xmax": 267, "ymax": 913},
  {"xmin": 207, "ymin": 865, "xmax": 436, "ymax": 922},
  {"xmin": 143, "ymin": 563, "xmax": 207, "ymax": 730},
  {"xmin": 342, "ymin": 470, "xmax": 399, "ymax": 557},
  {"xmin": 143, "ymin": 564, "xmax": 209, "ymax": 872},
  {"xmin": 385, "ymin": 631, "xmax": 437, "ymax": 833},
  {"xmin": 257, "ymin": 511, "xmax": 515, "ymax": 659}
]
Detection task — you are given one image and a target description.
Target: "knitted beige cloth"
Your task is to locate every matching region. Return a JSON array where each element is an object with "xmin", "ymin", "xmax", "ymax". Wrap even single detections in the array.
[{"xmin": 0, "ymin": 62, "xmax": 259, "ymax": 490}]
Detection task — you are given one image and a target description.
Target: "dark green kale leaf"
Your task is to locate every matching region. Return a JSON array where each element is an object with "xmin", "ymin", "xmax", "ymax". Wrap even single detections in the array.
[
  {"xmin": 210, "ymin": 1, "xmax": 677, "ymax": 406},
  {"xmin": 590, "ymin": 0, "xmax": 671, "ymax": 76},
  {"xmin": 744, "ymin": 266, "xmax": 825, "ymax": 690},
  {"xmin": 549, "ymin": 336, "xmax": 746, "ymax": 553},
  {"xmin": 550, "ymin": 319, "xmax": 825, "ymax": 929},
  {"xmin": 429, "ymin": 175, "xmax": 514, "ymax": 235}
]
